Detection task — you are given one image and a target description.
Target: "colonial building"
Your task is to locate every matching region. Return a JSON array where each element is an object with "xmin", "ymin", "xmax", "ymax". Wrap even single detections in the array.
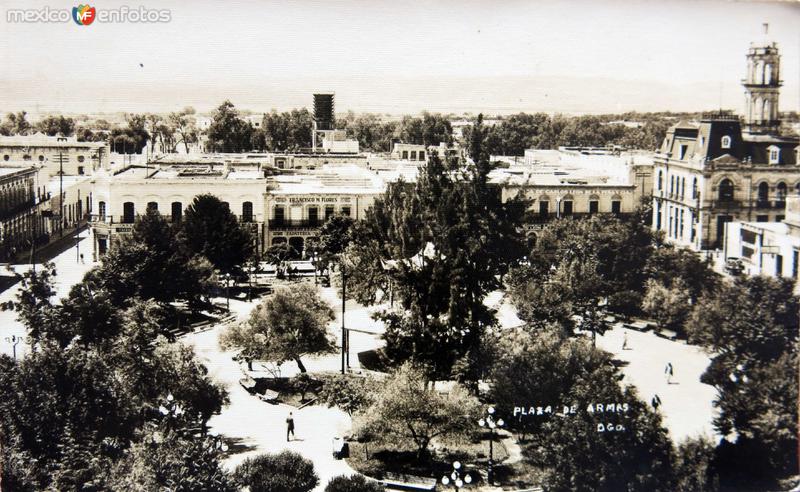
[
  {"xmin": 90, "ymin": 159, "xmax": 268, "ymax": 258},
  {"xmin": 492, "ymin": 148, "xmax": 646, "ymax": 226},
  {"xmin": 652, "ymin": 38, "xmax": 800, "ymax": 250},
  {"xmin": 265, "ymin": 165, "xmax": 391, "ymax": 255},
  {"xmin": 0, "ymin": 133, "xmax": 109, "ymax": 179},
  {"xmin": 0, "ymin": 167, "xmax": 46, "ymax": 262}
]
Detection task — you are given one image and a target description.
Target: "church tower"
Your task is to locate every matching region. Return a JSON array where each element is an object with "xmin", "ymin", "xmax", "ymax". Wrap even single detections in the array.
[{"xmin": 742, "ymin": 23, "xmax": 781, "ymax": 134}]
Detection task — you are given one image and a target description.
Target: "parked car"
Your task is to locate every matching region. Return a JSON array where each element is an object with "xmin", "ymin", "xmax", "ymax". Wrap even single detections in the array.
[{"xmin": 724, "ymin": 257, "xmax": 745, "ymax": 275}]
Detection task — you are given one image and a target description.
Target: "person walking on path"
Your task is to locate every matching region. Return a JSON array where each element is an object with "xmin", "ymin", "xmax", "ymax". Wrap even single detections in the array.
[
  {"xmin": 651, "ymin": 394, "xmax": 662, "ymax": 409},
  {"xmin": 286, "ymin": 412, "xmax": 295, "ymax": 441},
  {"xmin": 665, "ymin": 362, "xmax": 674, "ymax": 384},
  {"xmin": 622, "ymin": 331, "xmax": 629, "ymax": 350}
]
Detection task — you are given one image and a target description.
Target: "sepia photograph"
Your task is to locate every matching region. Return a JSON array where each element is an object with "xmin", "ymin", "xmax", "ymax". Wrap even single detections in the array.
[{"xmin": 0, "ymin": 1, "xmax": 799, "ymax": 491}]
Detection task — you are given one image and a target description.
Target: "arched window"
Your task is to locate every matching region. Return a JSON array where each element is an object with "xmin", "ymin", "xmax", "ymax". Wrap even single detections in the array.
[
  {"xmin": 718, "ymin": 179, "xmax": 734, "ymax": 202},
  {"xmin": 146, "ymin": 201, "xmax": 158, "ymax": 212},
  {"xmin": 692, "ymin": 178, "xmax": 698, "ymax": 199},
  {"xmin": 795, "ymin": 182, "xmax": 800, "ymax": 196},
  {"xmin": 242, "ymin": 201, "xmax": 253, "ymax": 222},
  {"xmin": 776, "ymin": 182, "xmax": 787, "ymax": 203},
  {"xmin": 757, "ymin": 182, "xmax": 769, "ymax": 204},
  {"xmin": 657, "ymin": 170, "xmax": 663, "ymax": 191},
  {"xmin": 721, "ymin": 136, "xmax": 732, "ymax": 149},
  {"xmin": 123, "ymin": 202, "xmax": 135, "ymax": 223},
  {"xmin": 171, "ymin": 202, "xmax": 182, "ymax": 222},
  {"xmin": 681, "ymin": 177, "xmax": 686, "ymax": 198},
  {"xmin": 98, "ymin": 201, "xmax": 106, "ymax": 220}
]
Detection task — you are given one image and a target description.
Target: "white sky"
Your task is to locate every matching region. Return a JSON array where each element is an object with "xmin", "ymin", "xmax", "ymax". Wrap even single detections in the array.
[{"xmin": 1, "ymin": 0, "xmax": 799, "ymax": 115}]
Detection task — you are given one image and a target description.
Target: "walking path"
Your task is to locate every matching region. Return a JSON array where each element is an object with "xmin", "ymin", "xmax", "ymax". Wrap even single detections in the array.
[
  {"xmin": 0, "ymin": 228, "xmax": 96, "ymax": 358},
  {"xmin": 183, "ymin": 289, "xmax": 388, "ymax": 490}
]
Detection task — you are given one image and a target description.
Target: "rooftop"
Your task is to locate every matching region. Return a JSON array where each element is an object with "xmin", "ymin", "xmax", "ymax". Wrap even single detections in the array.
[{"xmin": 0, "ymin": 133, "xmax": 107, "ymax": 149}]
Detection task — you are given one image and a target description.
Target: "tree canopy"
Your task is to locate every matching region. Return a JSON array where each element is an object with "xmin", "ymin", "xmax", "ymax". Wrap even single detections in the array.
[{"xmin": 180, "ymin": 194, "xmax": 254, "ymax": 273}]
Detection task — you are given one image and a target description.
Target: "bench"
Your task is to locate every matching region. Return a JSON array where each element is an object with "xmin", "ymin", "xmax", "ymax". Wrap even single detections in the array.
[
  {"xmin": 257, "ymin": 389, "xmax": 280, "ymax": 403},
  {"xmin": 382, "ymin": 473, "xmax": 437, "ymax": 492},
  {"xmin": 623, "ymin": 321, "xmax": 652, "ymax": 332},
  {"xmin": 656, "ymin": 329, "xmax": 679, "ymax": 341}
]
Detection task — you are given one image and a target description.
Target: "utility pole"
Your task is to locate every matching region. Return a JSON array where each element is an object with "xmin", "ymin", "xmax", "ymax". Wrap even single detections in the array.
[{"xmin": 341, "ymin": 261, "xmax": 347, "ymax": 375}]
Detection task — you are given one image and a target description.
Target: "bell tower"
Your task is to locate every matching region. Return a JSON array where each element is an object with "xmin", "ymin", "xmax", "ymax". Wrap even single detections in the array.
[{"xmin": 742, "ymin": 23, "xmax": 781, "ymax": 134}]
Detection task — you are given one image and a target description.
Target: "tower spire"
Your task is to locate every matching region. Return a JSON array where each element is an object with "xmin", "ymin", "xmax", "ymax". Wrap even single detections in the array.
[{"xmin": 742, "ymin": 30, "xmax": 781, "ymax": 135}]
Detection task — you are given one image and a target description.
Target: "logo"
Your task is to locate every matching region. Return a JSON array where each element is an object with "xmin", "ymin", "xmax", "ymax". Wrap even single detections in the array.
[{"xmin": 72, "ymin": 4, "xmax": 96, "ymax": 25}]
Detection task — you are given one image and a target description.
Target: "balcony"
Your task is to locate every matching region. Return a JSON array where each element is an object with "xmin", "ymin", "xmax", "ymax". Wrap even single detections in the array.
[
  {"xmin": 755, "ymin": 200, "xmax": 772, "ymax": 209},
  {"xmin": 710, "ymin": 200, "xmax": 742, "ymax": 210},
  {"xmin": 268, "ymin": 219, "xmax": 323, "ymax": 229}
]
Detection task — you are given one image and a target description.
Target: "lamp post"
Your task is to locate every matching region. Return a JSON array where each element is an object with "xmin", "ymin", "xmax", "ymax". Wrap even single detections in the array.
[
  {"xmin": 5, "ymin": 335, "xmax": 21, "ymax": 360},
  {"xmin": 441, "ymin": 461, "xmax": 472, "ymax": 492},
  {"xmin": 478, "ymin": 406, "xmax": 504, "ymax": 484},
  {"xmin": 224, "ymin": 273, "xmax": 231, "ymax": 312}
]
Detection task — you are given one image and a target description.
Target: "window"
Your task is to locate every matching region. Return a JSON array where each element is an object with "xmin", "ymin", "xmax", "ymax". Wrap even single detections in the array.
[
  {"xmin": 657, "ymin": 170, "xmax": 663, "ymax": 191},
  {"xmin": 539, "ymin": 201, "xmax": 549, "ymax": 217},
  {"xmin": 769, "ymin": 148, "xmax": 780, "ymax": 164},
  {"xmin": 171, "ymin": 202, "xmax": 182, "ymax": 222},
  {"xmin": 757, "ymin": 182, "xmax": 769, "ymax": 205},
  {"xmin": 325, "ymin": 205, "xmax": 334, "ymax": 221},
  {"xmin": 242, "ymin": 201, "xmax": 253, "ymax": 222},
  {"xmin": 77, "ymin": 155, "xmax": 85, "ymax": 163},
  {"xmin": 611, "ymin": 200, "xmax": 621, "ymax": 214},
  {"xmin": 307, "ymin": 206, "xmax": 318, "ymax": 226},
  {"xmin": 77, "ymin": 166, "xmax": 84, "ymax": 175},
  {"xmin": 419, "ymin": 151, "xmax": 425, "ymax": 161},
  {"xmin": 679, "ymin": 145, "xmax": 688, "ymax": 160},
  {"xmin": 756, "ymin": 215, "xmax": 769, "ymax": 222},
  {"xmin": 410, "ymin": 151, "xmax": 417, "ymax": 160},
  {"xmin": 776, "ymin": 215, "xmax": 785, "ymax": 222},
  {"xmin": 98, "ymin": 201, "xmax": 106, "ymax": 220},
  {"xmin": 147, "ymin": 202, "xmax": 158, "ymax": 212},
  {"xmin": 123, "ymin": 202, "xmax": 135, "ymax": 223},
  {"xmin": 562, "ymin": 200, "xmax": 573, "ymax": 216},
  {"xmin": 670, "ymin": 175, "xmax": 675, "ymax": 195},
  {"xmin": 718, "ymin": 179, "xmax": 734, "ymax": 202},
  {"xmin": 776, "ymin": 182, "xmax": 787, "ymax": 204},
  {"xmin": 692, "ymin": 178, "xmax": 698, "ymax": 199},
  {"xmin": 38, "ymin": 155, "xmax": 44, "ymax": 162},
  {"xmin": 23, "ymin": 155, "xmax": 31, "ymax": 161},
  {"xmin": 721, "ymin": 136, "xmax": 732, "ymax": 149},
  {"xmin": 776, "ymin": 255, "xmax": 783, "ymax": 277},
  {"xmin": 793, "ymin": 250, "xmax": 798, "ymax": 279},
  {"xmin": 341, "ymin": 206, "xmax": 351, "ymax": 217},
  {"xmin": 589, "ymin": 200, "xmax": 599, "ymax": 214},
  {"xmin": 274, "ymin": 206, "xmax": 285, "ymax": 225},
  {"xmin": 402, "ymin": 151, "xmax": 408, "ymax": 159},
  {"xmin": 681, "ymin": 177, "xmax": 686, "ymax": 198}
]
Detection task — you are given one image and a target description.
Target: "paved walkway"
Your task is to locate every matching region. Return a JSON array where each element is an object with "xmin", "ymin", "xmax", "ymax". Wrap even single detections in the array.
[
  {"xmin": 184, "ymin": 289, "xmax": 389, "ymax": 490},
  {"xmin": 0, "ymin": 228, "xmax": 96, "ymax": 358}
]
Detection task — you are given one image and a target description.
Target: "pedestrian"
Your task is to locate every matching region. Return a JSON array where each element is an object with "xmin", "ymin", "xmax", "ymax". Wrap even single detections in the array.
[
  {"xmin": 286, "ymin": 412, "xmax": 295, "ymax": 441},
  {"xmin": 79, "ymin": 253, "xmax": 84, "ymax": 264},
  {"xmin": 622, "ymin": 331, "xmax": 629, "ymax": 350},
  {"xmin": 651, "ymin": 394, "xmax": 662, "ymax": 409},
  {"xmin": 665, "ymin": 362, "xmax": 674, "ymax": 384}
]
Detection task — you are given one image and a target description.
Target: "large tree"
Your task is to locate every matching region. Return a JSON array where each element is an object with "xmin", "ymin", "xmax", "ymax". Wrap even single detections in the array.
[
  {"xmin": 207, "ymin": 100, "xmax": 254, "ymax": 153},
  {"xmin": 355, "ymin": 362, "xmax": 480, "ymax": 461},
  {"xmin": 346, "ymin": 143, "xmax": 526, "ymax": 380},
  {"xmin": 220, "ymin": 283, "xmax": 335, "ymax": 372},
  {"xmin": 180, "ymin": 194, "xmax": 254, "ymax": 273},
  {"xmin": 35, "ymin": 115, "xmax": 75, "ymax": 137},
  {"xmin": 686, "ymin": 276, "xmax": 799, "ymax": 480},
  {"xmin": 168, "ymin": 107, "xmax": 199, "ymax": 153}
]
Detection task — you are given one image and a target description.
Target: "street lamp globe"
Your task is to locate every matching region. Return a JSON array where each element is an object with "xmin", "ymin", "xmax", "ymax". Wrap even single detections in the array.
[
  {"xmin": 488, "ymin": 406, "xmax": 495, "ymax": 415},
  {"xmin": 441, "ymin": 477, "xmax": 450, "ymax": 485},
  {"xmin": 464, "ymin": 475, "xmax": 472, "ymax": 484},
  {"xmin": 453, "ymin": 461, "xmax": 461, "ymax": 470}
]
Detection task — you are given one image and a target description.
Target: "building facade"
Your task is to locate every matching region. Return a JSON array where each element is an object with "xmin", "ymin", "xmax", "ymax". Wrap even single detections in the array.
[
  {"xmin": 652, "ymin": 38, "xmax": 800, "ymax": 250},
  {"xmin": 724, "ymin": 196, "xmax": 800, "ymax": 285},
  {"xmin": 90, "ymin": 160, "xmax": 268, "ymax": 258}
]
